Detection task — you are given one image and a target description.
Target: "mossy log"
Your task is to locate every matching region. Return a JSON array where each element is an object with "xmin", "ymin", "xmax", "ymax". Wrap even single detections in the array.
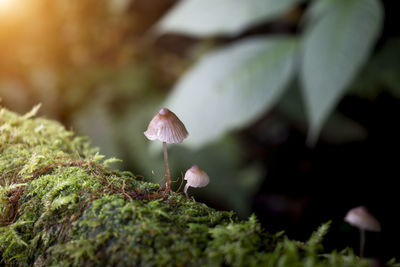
[{"xmin": 0, "ymin": 106, "xmax": 368, "ymax": 266}]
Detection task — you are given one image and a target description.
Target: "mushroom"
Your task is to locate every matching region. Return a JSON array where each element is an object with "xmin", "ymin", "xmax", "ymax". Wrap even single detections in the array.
[
  {"xmin": 183, "ymin": 165, "xmax": 209, "ymax": 198},
  {"xmin": 344, "ymin": 206, "xmax": 381, "ymax": 258},
  {"xmin": 144, "ymin": 108, "xmax": 188, "ymax": 193}
]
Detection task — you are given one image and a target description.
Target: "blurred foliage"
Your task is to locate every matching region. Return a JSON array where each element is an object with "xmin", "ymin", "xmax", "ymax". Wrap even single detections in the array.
[
  {"xmin": 0, "ymin": 0, "xmax": 179, "ymax": 116},
  {"xmin": 156, "ymin": 0, "xmax": 304, "ymax": 36},
  {"xmin": 301, "ymin": 0, "xmax": 382, "ymax": 144},
  {"xmin": 160, "ymin": 0, "xmax": 383, "ymax": 145},
  {"xmin": 0, "ymin": 0, "xmax": 398, "ymax": 219},
  {"xmin": 165, "ymin": 36, "xmax": 298, "ymax": 148}
]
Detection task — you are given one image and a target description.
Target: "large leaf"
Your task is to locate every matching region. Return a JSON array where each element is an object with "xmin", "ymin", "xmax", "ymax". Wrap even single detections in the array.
[
  {"xmin": 300, "ymin": 0, "xmax": 383, "ymax": 144},
  {"xmin": 164, "ymin": 36, "xmax": 298, "ymax": 148},
  {"xmin": 156, "ymin": 0, "xmax": 303, "ymax": 37}
]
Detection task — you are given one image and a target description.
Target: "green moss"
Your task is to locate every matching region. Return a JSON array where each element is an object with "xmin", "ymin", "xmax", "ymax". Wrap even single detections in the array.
[{"xmin": 0, "ymin": 106, "xmax": 375, "ymax": 266}]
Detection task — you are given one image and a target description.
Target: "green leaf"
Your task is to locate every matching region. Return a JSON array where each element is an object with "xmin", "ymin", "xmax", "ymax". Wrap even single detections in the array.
[
  {"xmin": 165, "ymin": 36, "xmax": 298, "ymax": 148},
  {"xmin": 157, "ymin": 0, "xmax": 303, "ymax": 37},
  {"xmin": 306, "ymin": 221, "xmax": 331, "ymax": 252},
  {"xmin": 103, "ymin": 157, "xmax": 123, "ymax": 168},
  {"xmin": 93, "ymin": 152, "xmax": 105, "ymax": 163},
  {"xmin": 301, "ymin": 0, "xmax": 383, "ymax": 145}
]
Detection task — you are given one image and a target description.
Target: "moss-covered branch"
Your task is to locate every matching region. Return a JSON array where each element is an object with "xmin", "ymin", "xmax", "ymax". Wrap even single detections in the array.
[{"xmin": 1, "ymin": 106, "xmax": 369, "ymax": 266}]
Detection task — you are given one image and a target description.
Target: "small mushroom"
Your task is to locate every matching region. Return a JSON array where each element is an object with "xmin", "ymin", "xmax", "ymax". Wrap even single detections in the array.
[
  {"xmin": 344, "ymin": 206, "xmax": 381, "ymax": 258},
  {"xmin": 183, "ymin": 165, "xmax": 209, "ymax": 198},
  {"xmin": 144, "ymin": 108, "xmax": 188, "ymax": 193}
]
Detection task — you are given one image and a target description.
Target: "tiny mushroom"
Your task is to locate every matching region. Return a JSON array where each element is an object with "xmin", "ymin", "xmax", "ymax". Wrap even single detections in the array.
[
  {"xmin": 144, "ymin": 108, "xmax": 188, "ymax": 193},
  {"xmin": 183, "ymin": 165, "xmax": 210, "ymax": 198},
  {"xmin": 344, "ymin": 206, "xmax": 381, "ymax": 258}
]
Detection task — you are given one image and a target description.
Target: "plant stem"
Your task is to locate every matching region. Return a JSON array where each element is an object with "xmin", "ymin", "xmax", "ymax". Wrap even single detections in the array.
[
  {"xmin": 360, "ymin": 228, "xmax": 365, "ymax": 258},
  {"xmin": 183, "ymin": 183, "xmax": 189, "ymax": 198},
  {"xmin": 163, "ymin": 142, "xmax": 171, "ymax": 193}
]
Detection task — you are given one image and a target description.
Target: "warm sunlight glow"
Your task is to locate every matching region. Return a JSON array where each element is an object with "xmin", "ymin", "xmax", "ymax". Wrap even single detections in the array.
[
  {"xmin": 0, "ymin": 0, "xmax": 28, "ymax": 20},
  {"xmin": 0, "ymin": 0, "xmax": 18, "ymax": 13},
  {"xmin": 0, "ymin": 0, "xmax": 12, "ymax": 8}
]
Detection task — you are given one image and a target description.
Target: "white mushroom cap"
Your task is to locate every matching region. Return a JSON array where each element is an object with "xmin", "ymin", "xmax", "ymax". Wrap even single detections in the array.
[
  {"xmin": 184, "ymin": 165, "xmax": 210, "ymax": 188},
  {"xmin": 344, "ymin": 206, "xmax": 381, "ymax": 232},
  {"xmin": 144, "ymin": 108, "xmax": 188, "ymax": 144}
]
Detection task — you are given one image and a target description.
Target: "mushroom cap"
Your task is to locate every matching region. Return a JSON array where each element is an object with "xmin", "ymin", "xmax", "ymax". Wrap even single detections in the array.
[
  {"xmin": 184, "ymin": 165, "xmax": 210, "ymax": 188},
  {"xmin": 344, "ymin": 206, "xmax": 381, "ymax": 232},
  {"xmin": 144, "ymin": 108, "xmax": 188, "ymax": 144}
]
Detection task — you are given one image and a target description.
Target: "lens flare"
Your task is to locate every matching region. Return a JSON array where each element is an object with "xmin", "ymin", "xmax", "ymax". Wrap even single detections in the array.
[
  {"xmin": 0, "ymin": 0, "xmax": 26, "ymax": 20},
  {"xmin": 0, "ymin": 0, "xmax": 17, "ymax": 13},
  {"xmin": 0, "ymin": 0, "xmax": 12, "ymax": 7}
]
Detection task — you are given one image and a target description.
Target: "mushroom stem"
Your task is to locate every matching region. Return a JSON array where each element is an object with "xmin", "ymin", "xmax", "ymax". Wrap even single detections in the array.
[
  {"xmin": 183, "ymin": 183, "xmax": 189, "ymax": 198},
  {"xmin": 359, "ymin": 228, "xmax": 365, "ymax": 258},
  {"xmin": 163, "ymin": 142, "xmax": 171, "ymax": 192}
]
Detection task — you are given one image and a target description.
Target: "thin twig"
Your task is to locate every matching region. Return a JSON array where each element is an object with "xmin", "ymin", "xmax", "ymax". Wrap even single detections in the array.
[{"xmin": 176, "ymin": 172, "xmax": 185, "ymax": 193}]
